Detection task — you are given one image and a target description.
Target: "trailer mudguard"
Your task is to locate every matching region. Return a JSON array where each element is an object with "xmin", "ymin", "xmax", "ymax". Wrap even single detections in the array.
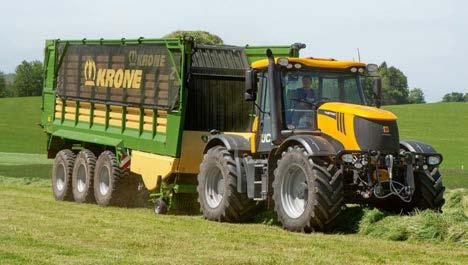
[
  {"xmin": 400, "ymin": 140, "xmax": 439, "ymax": 154},
  {"xmin": 275, "ymin": 135, "xmax": 337, "ymax": 157}
]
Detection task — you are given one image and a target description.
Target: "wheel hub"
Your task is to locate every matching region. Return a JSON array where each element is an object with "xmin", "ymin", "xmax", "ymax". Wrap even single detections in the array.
[
  {"xmin": 56, "ymin": 164, "xmax": 66, "ymax": 191},
  {"xmin": 99, "ymin": 165, "xmax": 110, "ymax": 195},
  {"xmin": 205, "ymin": 166, "xmax": 224, "ymax": 208},
  {"xmin": 76, "ymin": 163, "xmax": 86, "ymax": 193},
  {"xmin": 281, "ymin": 165, "xmax": 309, "ymax": 218}
]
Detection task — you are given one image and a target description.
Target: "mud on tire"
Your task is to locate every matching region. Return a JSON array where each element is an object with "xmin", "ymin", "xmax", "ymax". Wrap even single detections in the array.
[{"xmin": 272, "ymin": 146, "xmax": 343, "ymax": 232}]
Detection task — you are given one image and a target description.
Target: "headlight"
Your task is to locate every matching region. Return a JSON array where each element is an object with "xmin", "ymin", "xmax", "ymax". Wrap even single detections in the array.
[
  {"xmin": 358, "ymin": 68, "xmax": 365, "ymax": 73},
  {"xmin": 427, "ymin": 156, "xmax": 441, "ymax": 165},
  {"xmin": 342, "ymin": 154, "xmax": 354, "ymax": 163},
  {"xmin": 350, "ymin": 67, "xmax": 357, "ymax": 73}
]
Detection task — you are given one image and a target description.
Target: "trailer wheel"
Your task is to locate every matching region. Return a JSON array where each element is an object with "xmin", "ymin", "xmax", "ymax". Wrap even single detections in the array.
[
  {"xmin": 273, "ymin": 146, "xmax": 343, "ymax": 232},
  {"xmin": 52, "ymin": 149, "xmax": 76, "ymax": 201},
  {"xmin": 94, "ymin": 151, "xmax": 125, "ymax": 206},
  {"xmin": 197, "ymin": 146, "xmax": 257, "ymax": 222},
  {"xmin": 72, "ymin": 149, "xmax": 96, "ymax": 203},
  {"xmin": 154, "ymin": 198, "xmax": 168, "ymax": 214},
  {"xmin": 412, "ymin": 167, "xmax": 445, "ymax": 211}
]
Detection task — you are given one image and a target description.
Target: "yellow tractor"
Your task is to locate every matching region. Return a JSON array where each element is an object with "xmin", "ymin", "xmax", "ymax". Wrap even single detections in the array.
[{"xmin": 198, "ymin": 49, "xmax": 445, "ymax": 232}]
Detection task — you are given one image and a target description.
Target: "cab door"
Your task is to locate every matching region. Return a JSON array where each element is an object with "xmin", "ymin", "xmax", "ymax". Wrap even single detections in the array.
[{"xmin": 254, "ymin": 72, "xmax": 275, "ymax": 153}]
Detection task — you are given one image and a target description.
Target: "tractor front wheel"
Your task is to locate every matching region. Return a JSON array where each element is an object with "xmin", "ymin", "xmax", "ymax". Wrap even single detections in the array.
[{"xmin": 273, "ymin": 146, "xmax": 343, "ymax": 232}]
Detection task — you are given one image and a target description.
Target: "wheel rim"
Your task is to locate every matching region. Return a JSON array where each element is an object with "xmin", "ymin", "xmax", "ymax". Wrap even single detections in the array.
[
  {"xmin": 56, "ymin": 164, "xmax": 66, "ymax": 191},
  {"xmin": 99, "ymin": 165, "xmax": 110, "ymax": 195},
  {"xmin": 205, "ymin": 165, "xmax": 224, "ymax": 208},
  {"xmin": 281, "ymin": 164, "xmax": 309, "ymax": 218},
  {"xmin": 76, "ymin": 163, "xmax": 86, "ymax": 193}
]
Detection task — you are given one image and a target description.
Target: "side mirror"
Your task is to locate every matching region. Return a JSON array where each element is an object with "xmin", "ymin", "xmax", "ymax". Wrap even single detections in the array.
[
  {"xmin": 372, "ymin": 78, "xmax": 382, "ymax": 108},
  {"xmin": 244, "ymin": 69, "xmax": 257, "ymax": 101}
]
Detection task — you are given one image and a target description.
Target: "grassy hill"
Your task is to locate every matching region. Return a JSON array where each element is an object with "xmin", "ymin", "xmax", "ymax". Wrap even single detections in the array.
[
  {"xmin": 0, "ymin": 97, "xmax": 45, "ymax": 154},
  {"xmin": 0, "ymin": 97, "xmax": 465, "ymax": 188}
]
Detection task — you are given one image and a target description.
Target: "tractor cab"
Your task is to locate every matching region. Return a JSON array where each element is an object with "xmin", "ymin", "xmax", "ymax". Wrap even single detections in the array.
[{"xmin": 245, "ymin": 52, "xmax": 384, "ymax": 153}]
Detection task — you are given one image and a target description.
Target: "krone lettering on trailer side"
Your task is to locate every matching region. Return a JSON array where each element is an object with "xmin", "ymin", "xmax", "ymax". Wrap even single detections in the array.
[{"xmin": 83, "ymin": 58, "xmax": 143, "ymax": 89}]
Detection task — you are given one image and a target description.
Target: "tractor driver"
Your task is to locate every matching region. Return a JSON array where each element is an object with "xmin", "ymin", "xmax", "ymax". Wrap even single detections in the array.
[
  {"xmin": 295, "ymin": 75, "xmax": 317, "ymax": 104},
  {"xmin": 287, "ymin": 75, "xmax": 317, "ymax": 129}
]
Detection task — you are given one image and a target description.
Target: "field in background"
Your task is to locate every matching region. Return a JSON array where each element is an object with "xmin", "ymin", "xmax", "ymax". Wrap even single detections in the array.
[
  {"xmin": 0, "ymin": 97, "xmax": 45, "ymax": 154},
  {"xmin": 0, "ymin": 97, "xmax": 465, "ymax": 188}
]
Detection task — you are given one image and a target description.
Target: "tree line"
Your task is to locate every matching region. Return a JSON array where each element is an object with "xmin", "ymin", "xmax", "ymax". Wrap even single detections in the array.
[
  {"xmin": 0, "ymin": 61, "xmax": 43, "ymax": 97},
  {"xmin": 0, "ymin": 31, "xmax": 465, "ymax": 104}
]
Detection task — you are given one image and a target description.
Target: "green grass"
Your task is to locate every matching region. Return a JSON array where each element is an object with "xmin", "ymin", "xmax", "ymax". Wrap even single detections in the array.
[
  {"xmin": 0, "ymin": 97, "xmax": 46, "ymax": 154},
  {"xmin": 0, "ymin": 176, "xmax": 467, "ymax": 265}
]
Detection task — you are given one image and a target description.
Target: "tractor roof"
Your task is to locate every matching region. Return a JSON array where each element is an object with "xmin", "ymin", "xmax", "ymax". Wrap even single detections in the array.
[{"xmin": 251, "ymin": 57, "xmax": 366, "ymax": 70}]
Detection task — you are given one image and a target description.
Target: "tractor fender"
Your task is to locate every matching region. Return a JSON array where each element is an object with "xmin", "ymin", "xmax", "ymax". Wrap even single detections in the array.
[
  {"xmin": 275, "ymin": 135, "xmax": 337, "ymax": 157},
  {"xmin": 400, "ymin": 140, "xmax": 439, "ymax": 154},
  {"xmin": 203, "ymin": 134, "xmax": 251, "ymax": 154},
  {"xmin": 203, "ymin": 134, "xmax": 251, "ymax": 193}
]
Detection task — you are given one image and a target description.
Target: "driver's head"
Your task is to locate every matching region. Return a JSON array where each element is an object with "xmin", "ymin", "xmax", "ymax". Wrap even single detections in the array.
[{"xmin": 302, "ymin": 75, "xmax": 312, "ymax": 89}]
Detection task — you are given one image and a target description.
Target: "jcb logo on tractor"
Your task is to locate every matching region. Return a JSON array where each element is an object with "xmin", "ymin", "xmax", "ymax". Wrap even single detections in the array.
[{"xmin": 83, "ymin": 58, "xmax": 142, "ymax": 89}]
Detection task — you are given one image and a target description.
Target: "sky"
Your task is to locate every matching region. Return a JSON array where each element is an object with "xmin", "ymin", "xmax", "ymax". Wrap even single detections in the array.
[{"xmin": 0, "ymin": 0, "xmax": 467, "ymax": 102}]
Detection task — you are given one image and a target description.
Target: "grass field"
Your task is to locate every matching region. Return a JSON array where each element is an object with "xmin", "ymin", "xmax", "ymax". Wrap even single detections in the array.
[
  {"xmin": 0, "ymin": 97, "xmax": 467, "ymax": 264},
  {"xmin": 0, "ymin": 175, "xmax": 466, "ymax": 264},
  {"xmin": 0, "ymin": 97, "xmax": 46, "ymax": 154}
]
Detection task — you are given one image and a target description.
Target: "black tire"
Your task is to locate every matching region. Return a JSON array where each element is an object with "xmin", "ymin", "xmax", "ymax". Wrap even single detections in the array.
[
  {"xmin": 72, "ymin": 149, "xmax": 96, "ymax": 203},
  {"xmin": 52, "ymin": 149, "xmax": 75, "ymax": 201},
  {"xmin": 197, "ymin": 146, "xmax": 258, "ymax": 222},
  {"xmin": 94, "ymin": 151, "xmax": 127, "ymax": 206},
  {"xmin": 154, "ymin": 198, "xmax": 168, "ymax": 214},
  {"xmin": 273, "ymin": 146, "xmax": 343, "ymax": 232},
  {"xmin": 412, "ymin": 167, "xmax": 445, "ymax": 211}
]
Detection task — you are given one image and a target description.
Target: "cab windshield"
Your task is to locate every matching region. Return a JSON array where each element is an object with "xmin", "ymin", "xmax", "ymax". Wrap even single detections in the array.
[{"xmin": 281, "ymin": 70, "xmax": 365, "ymax": 130}]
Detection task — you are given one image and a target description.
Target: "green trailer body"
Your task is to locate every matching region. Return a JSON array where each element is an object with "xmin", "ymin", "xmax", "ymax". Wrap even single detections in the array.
[
  {"xmin": 41, "ymin": 38, "xmax": 299, "ymax": 157},
  {"xmin": 41, "ymin": 37, "xmax": 301, "ymax": 193}
]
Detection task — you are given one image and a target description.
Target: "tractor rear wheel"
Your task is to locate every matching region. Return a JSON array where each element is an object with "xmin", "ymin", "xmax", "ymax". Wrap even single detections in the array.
[
  {"xmin": 52, "ymin": 149, "xmax": 75, "ymax": 201},
  {"xmin": 273, "ymin": 146, "xmax": 343, "ymax": 232},
  {"xmin": 197, "ymin": 146, "xmax": 258, "ymax": 222},
  {"xmin": 72, "ymin": 149, "xmax": 96, "ymax": 203}
]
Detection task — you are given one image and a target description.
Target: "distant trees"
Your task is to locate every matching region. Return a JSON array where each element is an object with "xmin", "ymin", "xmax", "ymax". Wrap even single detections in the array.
[
  {"xmin": 164, "ymin": 30, "xmax": 223, "ymax": 45},
  {"xmin": 408, "ymin": 88, "xmax": 425, "ymax": 104},
  {"xmin": 11, "ymin": 60, "xmax": 43, "ymax": 97},
  {"xmin": 0, "ymin": 72, "xmax": 5, "ymax": 98},
  {"xmin": 442, "ymin": 92, "xmax": 467, "ymax": 102},
  {"xmin": 379, "ymin": 62, "xmax": 410, "ymax": 105},
  {"xmin": 362, "ymin": 62, "xmax": 421, "ymax": 105}
]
